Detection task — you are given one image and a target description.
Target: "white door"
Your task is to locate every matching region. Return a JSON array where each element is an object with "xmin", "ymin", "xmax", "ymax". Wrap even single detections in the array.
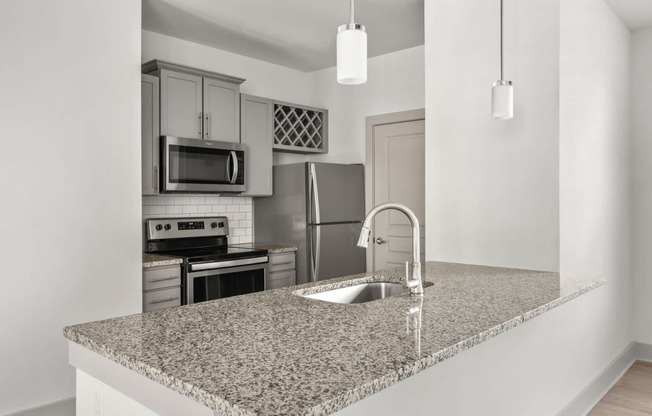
[{"xmin": 367, "ymin": 116, "xmax": 425, "ymax": 271}]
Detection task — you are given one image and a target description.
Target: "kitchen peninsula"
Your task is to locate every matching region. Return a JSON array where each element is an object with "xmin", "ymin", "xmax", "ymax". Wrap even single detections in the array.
[{"xmin": 64, "ymin": 262, "xmax": 603, "ymax": 416}]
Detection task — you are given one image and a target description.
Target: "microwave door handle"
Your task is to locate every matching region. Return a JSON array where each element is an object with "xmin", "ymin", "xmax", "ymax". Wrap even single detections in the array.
[
  {"xmin": 226, "ymin": 151, "xmax": 232, "ymax": 183},
  {"xmin": 230, "ymin": 151, "xmax": 238, "ymax": 184}
]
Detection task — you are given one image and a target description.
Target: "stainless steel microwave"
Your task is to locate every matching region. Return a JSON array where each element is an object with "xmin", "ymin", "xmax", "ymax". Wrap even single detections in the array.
[{"xmin": 160, "ymin": 136, "xmax": 245, "ymax": 193}]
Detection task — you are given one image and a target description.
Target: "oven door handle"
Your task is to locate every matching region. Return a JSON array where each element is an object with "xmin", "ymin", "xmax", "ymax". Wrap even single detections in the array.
[{"xmin": 189, "ymin": 256, "xmax": 268, "ymax": 272}]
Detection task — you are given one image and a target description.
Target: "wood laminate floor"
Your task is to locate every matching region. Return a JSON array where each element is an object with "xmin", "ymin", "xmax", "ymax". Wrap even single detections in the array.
[{"xmin": 588, "ymin": 360, "xmax": 652, "ymax": 415}]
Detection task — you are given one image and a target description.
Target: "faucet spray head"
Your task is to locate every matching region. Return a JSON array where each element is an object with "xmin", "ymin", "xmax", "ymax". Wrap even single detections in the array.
[{"xmin": 357, "ymin": 226, "xmax": 371, "ymax": 248}]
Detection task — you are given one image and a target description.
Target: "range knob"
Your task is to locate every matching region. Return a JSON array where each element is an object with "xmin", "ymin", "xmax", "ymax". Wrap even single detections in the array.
[
  {"xmin": 218, "ymin": 222, "xmax": 225, "ymax": 228},
  {"xmin": 155, "ymin": 224, "xmax": 163, "ymax": 231},
  {"xmin": 211, "ymin": 222, "xmax": 218, "ymax": 229},
  {"xmin": 164, "ymin": 224, "xmax": 172, "ymax": 231}
]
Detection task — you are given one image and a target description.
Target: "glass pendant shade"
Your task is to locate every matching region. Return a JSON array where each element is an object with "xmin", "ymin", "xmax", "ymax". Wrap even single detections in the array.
[
  {"xmin": 492, "ymin": 80, "xmax": 513, "ymax": 119},
  {"xmin": 337, "ymin": 24, "xmax": 367, "ymax": 85}
]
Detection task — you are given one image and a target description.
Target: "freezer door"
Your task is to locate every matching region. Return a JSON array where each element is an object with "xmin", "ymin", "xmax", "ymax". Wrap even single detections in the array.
[
  {"xmin": 308, "ymin": 223, "xmax": 366, "ymax": 282},
  {"xmin": 308, "ymin": 163, "xmax": 365, "ymax": 224}
]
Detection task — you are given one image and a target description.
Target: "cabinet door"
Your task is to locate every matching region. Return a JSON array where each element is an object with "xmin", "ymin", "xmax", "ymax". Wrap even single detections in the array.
[
  {"xmin": 141, "ymin": 75, "xmax": 159, "ymax": 195},
  {"xmin": 203, "ymin": 77, "xmax": 240, "ymax": 142},
  {"xmin": 160, "ymin": 69, "xmax": 203, "ymax": 139},
  {"xmin": 240, "ymin": 94, "xmax": 273, "ymax": 196}
]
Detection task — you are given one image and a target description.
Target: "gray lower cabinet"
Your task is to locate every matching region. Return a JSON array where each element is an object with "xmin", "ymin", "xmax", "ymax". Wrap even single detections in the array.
[
  {"xmin": 142, "ymin": 265, "xmax": 181, "ymax": 312},
  {"xmin": 141, "ymin": 74, "xmax": 159, "ymax": 195},
  {"xmin": 240, "ymin": 94, "xmax": 274, "ymax": 196},
  {"xmin": 142, "ymin": 59, "xmax": 245, "ymax": 143},
  {"xmin": 267, "ymin": 252, "xmax": 296, "ymax": 290}
]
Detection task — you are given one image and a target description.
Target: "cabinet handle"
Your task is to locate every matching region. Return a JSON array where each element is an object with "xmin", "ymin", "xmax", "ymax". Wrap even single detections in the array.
[
  {"xmin": 198, "ymin": 112, "xmax": 203, "ymax": 137},
  {"xmin": 206, "ymin": 113, "xmax": 210, "ymax": 139},
  {"xmin": 148, "ymin": 296, "xmax": 180, "ymax": 305},
  {"xmin": 272, "ymin": 261, "xmax": 292, "ymax": 266},
  {"xmin": 148, "ymin": 275, "xmax": 178, "ymax": 282}
]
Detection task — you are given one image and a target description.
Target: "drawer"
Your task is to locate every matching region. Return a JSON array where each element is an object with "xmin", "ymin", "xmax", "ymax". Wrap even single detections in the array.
[
  {"xmin": 267, "ymin": 270, "xmax": 296, "ymax": 290},
  {"xmin": 268, "ymin": 253, "xmax": 295, "ymax": 272},
  {"xmin": 143, "ymin": 265, "xmax": 181, "ymax": 291},
  {"xmin": 143, "ymin": 287, "xmax": 181, "ymax": 312}
]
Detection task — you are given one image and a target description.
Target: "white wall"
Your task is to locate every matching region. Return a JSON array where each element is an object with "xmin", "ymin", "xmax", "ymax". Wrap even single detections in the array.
[
  {"xmin": 558, "ymin": 0, "xmax": 633, "ymax": 403},
  {"xmin": 275, "ymin": 46, "xmax": 426, "ymax": 166},
  {"xmin": 0, "ymin": 1, "xmax": 142, "ymax": 415},
  {"xmin": 425, "ymin": 0, "xmax": 560, "ymax": 272},
  {"xmin": 424, "ymin": 0, "xmax": 633, "ymax": 413},
  {"xmin": 632, "ymin": 27, "xmax": 652, "ymax": 344}
]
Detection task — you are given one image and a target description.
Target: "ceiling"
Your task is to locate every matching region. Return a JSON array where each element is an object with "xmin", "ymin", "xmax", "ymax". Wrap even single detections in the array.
[
  {"xmin": 142, "ymin": 0, "xmax": 425, "ymax": 72},
  {"xmin": 604, "ymin": 0, "xmax": 652, "ymax": 31}
]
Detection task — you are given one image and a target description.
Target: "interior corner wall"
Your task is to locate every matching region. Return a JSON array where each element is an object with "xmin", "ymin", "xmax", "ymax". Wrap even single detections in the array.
[
  {"xmin": 632, "ymin": 26, "xmax": 652, "ymax": 344},
  {"xmin": 559, "ymin": 0, "xmax": 634, "ymax": 405},
  {"xmin": 424, "ymin": 0, "xmax": 560, "ymax": 272},
  {"xmin": 0, "ymin": 1, "xmax": 142, "ymax": 414}
]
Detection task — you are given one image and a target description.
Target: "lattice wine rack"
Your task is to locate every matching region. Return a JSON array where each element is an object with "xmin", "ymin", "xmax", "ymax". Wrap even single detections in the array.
[{"xmin": 272, "ymin": 101, "xmax": 328, "ymax": 153}]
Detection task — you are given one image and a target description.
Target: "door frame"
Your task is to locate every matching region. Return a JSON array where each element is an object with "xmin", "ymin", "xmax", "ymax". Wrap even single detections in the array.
[{"xmin": 364, "ymin": 108, "xmax": 425, "ymax": 272}]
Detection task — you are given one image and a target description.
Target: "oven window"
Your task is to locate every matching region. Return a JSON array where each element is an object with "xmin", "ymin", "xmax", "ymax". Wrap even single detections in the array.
[
  {"xmin": 193, "ymin": 268, "xmax": 265, "ymax": 303},
  {"xmin": 169, "ymin": 145, "xmax": 229, "ymax": 184}
]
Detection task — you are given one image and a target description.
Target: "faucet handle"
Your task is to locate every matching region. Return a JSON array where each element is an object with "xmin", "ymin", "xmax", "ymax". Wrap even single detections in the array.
[{"xmin": 405, "ymin": 261, "xmax": 419, "ymax": 288}]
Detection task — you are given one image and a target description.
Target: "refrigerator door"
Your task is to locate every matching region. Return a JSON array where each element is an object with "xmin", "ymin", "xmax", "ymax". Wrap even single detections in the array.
[
  {"xmin": 308, "ymin": 223, "xmax": 366, "ymax": 282},
  {"xmin": 308, "ymin": 163, "xmax": 365, "ymax": 225}
]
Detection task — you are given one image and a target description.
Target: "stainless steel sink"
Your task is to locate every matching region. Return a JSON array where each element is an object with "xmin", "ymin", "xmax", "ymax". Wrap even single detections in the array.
[{"xmin": 300, "ymin": 282, "xmax": 409, "ymax": 304}]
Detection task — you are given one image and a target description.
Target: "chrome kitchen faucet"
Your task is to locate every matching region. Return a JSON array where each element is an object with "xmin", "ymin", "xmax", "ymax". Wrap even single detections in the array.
[{"xmin": 356, "ymin": 203, "xmax": 423, "ymax": 295}]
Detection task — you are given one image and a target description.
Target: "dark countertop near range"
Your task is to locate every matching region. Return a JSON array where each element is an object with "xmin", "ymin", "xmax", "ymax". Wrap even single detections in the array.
[
  {"xmin": 142, "ymin": 253, "xmax": 183, "ymax": 268},
  {"xmin": 65, "ymin": 262, "xmax": 604, "ymax": 416}
]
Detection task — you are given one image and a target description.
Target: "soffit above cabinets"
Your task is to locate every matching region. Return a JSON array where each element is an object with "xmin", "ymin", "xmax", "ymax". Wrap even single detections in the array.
[{"xmin": 142, "ymin": 0, "xmax": 424, "ymax": 72}]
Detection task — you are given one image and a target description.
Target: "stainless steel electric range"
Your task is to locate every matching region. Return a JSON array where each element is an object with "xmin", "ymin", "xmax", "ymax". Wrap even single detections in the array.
[{"xmin": 145, "ymin": 217, "xmax": 268, "ymax": 305}]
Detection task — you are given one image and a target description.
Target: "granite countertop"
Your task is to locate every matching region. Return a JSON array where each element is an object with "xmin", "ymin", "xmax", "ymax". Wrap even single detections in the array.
[
  {"xmin": 230, "ymin": 242, "xmax": 298, "ymax": 254},
  {"xmin": 64, "ymin": 262, "xmax": 604, "ymax": 416},
  {"xmin": 142, "ymin": 253, "xmax": 183, "ymax": 268}
]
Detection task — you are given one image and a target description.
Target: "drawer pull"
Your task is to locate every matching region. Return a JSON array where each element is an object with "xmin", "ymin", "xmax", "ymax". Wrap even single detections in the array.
[
  {"xmin": 271, "ymin": 261, "xmax": 292, "ymax": 266},
  {"xmin": 148, "ymin": 296, "xmax": 180, "ymax": 305},
  {"xmin": 148, "ymin": 275, "xmax": 178, "ymax": 282}
]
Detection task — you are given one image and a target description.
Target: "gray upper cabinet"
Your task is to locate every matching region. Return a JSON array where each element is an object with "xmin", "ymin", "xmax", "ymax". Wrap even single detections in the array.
[
  {"xmin": 241, "ymin": 94, "xmax": 274, "ymax": 196},
  {"xmin": 160, "ymin": 69, "xmax": 203, "ymax": 139},
  {"xmin": 142, "ymin": 74, "xmax": 159, "ymax": 196},
  {"xmin": 204, "ymin": 78, "xmax": 239, "ymax": 142},
  {"xmin": 142, "ymin": 60, "xmax": 245, "ymax": 142}
]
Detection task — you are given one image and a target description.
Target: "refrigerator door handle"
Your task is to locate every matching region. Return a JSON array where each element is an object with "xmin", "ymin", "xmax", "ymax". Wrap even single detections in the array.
[
  {"xmin": 311, "ymin": 226, "xmax": 321, "ymax": 282},
  {"xmin": 310, "ymin": 163, "xmax": 321, "ymax": 224}
]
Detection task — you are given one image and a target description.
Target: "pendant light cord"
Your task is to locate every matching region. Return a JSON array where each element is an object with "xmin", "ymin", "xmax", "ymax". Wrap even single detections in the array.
[
  {"xmin": 500, "ymin": 0, "xmax": 504, "ymax": 80},
  {"xmin": 350, "ymin": 0, "xmax": 355, "ymax": 24}
]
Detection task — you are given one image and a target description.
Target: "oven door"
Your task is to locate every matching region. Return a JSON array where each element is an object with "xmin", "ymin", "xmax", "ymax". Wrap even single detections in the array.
[
  {"xmin": 186, "ymin": 257, "xmax": 268, "ymax": 304},
  {"xmin": 161, "ymin": 136, "xmax": 245, "ymax": 193}
]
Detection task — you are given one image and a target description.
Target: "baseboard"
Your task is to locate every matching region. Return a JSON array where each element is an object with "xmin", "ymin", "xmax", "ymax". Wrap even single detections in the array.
[
  {"xmin": 5, "ymin": 397, "xmax": 75, "ymax": 416},
  {"xmin": 557, "ymin": 341, "xmax": 652, "ymax": 416}
]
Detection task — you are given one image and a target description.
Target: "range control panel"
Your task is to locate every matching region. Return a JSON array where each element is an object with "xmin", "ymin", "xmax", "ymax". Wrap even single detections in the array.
[{"xmin": 147, "ymin": 217, "xmax": 229, "ymax": 240}]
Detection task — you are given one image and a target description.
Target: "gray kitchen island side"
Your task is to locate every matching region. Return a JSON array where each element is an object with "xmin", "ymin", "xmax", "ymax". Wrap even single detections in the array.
[{"xmin": 65, "ymin": 262, "xmax": 604, "ymax": 416}]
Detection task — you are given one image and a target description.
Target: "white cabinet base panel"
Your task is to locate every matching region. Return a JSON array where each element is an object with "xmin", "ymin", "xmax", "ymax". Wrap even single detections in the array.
[{"xmin": 69, "ymin": 342, "xmax": 221, "ymax": 416}]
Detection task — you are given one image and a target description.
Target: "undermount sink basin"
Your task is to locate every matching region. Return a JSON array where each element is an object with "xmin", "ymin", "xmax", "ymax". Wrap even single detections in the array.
[{"xmin": 300, "ymin": 282, "xmax": 409, "ymax": 304}]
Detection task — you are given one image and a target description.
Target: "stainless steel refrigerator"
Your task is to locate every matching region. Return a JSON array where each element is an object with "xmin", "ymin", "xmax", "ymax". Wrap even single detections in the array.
[{"xmin": 254, "ymin": 162, "xmax": 366, "ymax": 285}]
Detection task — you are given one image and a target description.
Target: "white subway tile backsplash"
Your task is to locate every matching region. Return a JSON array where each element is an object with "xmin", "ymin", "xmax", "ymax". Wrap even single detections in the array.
[
  {"xmin": 190, "ymin": 196, "xmax": 205, "ymax": 205},
  {"xmin": 174, "ymin": 196, "xmax": 191, "ymax": 205},
  {"xmin": 143, "ymin": 195, "xmax": 254, "ymax": 242}
]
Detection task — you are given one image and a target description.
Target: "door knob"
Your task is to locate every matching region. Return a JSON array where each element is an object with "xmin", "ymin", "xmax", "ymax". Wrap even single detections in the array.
[{"xmin": 375, "ymin": 237, "xmax": 387, "ymax": 245}]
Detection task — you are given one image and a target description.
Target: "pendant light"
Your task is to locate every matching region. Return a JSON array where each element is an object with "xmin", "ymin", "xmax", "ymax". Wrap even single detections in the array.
[
  {"xmin": 492, "ymin": 0, "xmax": 513, "ymax": 119},
  {"xmin": 337, "ymin": 0, "xmax": 367, "ymax": 85}
]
